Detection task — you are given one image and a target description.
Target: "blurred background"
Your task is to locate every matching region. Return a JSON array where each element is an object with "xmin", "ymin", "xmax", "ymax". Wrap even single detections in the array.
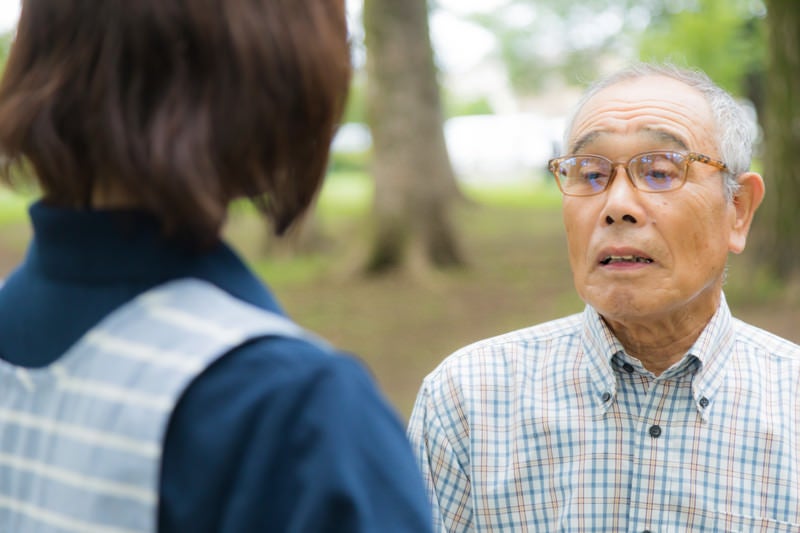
[{"xmin": 0, "ymin": 0, "xmax": 797, "ymax": 419}]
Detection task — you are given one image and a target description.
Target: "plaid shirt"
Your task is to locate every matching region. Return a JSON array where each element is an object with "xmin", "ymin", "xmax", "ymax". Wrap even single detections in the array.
[{"xmin": 408, "ymin": 296, "xmax": 800, "ymax": 532}]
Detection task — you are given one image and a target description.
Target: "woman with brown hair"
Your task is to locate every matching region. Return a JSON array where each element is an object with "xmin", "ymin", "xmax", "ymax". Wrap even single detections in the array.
[{"xmin": 0, "ymin": 1, "xmax": 431, "ymax": 531}]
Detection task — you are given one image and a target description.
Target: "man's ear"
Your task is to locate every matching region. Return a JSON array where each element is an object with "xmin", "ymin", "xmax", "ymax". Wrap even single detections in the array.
[{"xmin": 729, "ymin": 172, "xmax": 765, "ymax": 254}]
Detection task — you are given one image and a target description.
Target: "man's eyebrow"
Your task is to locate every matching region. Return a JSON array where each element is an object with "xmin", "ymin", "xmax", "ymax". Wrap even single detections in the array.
[
  {"xmin": 570, "ymin": 131, "xmax": 600, "ymax": 154},
  {"xmin": 569, "ymin": 127, "xmax": 689, "ymax": 154},
  {"xmin": 645, "ymin": 128, "xmax": 689, "ymax": 150}
]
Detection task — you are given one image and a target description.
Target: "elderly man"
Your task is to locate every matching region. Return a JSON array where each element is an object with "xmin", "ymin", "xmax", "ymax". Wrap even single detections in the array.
[{"xmin": 408, "ymin": 63, "xmax": 800, "ymax": 532}]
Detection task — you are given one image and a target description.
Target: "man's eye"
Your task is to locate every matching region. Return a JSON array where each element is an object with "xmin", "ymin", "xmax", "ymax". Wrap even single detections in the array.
[
  {"xmin": 642, "ymin": 168, "xmax": 678, "ymax": 189},
  {"xmin": 647, "ymin": 170, "xmax": 671, "ymax": 181},
  {"xmin": 582, "ymin": 171, "xmax": 608, "ymax": 182}
]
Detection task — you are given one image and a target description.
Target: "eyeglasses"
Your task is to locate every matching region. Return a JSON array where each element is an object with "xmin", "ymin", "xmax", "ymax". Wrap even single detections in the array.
[{"xmin": 548, "ymin": 150, "xmax": 728, "ymax": 197}]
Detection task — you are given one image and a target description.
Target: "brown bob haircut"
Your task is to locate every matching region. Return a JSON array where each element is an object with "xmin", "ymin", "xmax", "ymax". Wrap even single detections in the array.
[{"xmin": 0, "ymin": 0, "xmax": 351, "ymax": 247}]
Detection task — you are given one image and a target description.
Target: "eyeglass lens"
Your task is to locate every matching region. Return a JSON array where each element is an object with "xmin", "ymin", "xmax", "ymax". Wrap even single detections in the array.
[{"xmin": 556, "ymin": 152, "xmax": 687, "ymax": 195}]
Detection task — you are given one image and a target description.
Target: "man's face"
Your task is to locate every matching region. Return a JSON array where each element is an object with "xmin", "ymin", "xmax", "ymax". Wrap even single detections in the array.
[{"xmin": 562, "ymin": 75, "xmax": 742, "ymax": 326}]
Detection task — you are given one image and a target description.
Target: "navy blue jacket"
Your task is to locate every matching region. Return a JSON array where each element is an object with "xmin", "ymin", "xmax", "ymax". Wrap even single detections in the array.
[{"xmin": 0, "ymin": 201, "xmax": 432, "ymax": 532}]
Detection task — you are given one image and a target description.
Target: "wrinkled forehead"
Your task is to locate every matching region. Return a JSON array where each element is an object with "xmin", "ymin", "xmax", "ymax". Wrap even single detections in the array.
[{"xmin": 567, "ymin": 75, "xmax": 717, "ymax": 155}]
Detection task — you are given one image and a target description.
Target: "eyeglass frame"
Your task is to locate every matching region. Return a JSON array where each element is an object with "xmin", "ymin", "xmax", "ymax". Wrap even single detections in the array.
[{"xmin": 547, "ymin": 150, "xmax": 729, "ymax": 197}]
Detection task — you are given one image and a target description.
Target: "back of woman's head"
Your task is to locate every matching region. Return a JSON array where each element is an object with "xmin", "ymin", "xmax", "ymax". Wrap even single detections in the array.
[{"xmin": 0, "ymin": 0, "xmax": 351, "ymax": 246}]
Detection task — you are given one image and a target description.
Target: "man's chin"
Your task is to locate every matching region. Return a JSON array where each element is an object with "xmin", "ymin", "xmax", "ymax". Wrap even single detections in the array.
[{"xmin": 583, "ymin": 290, "xmax": 657, "ymax": 324}]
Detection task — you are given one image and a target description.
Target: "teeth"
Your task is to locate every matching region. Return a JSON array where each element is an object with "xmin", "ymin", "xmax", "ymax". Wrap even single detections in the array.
[{"xmin": 602, "ymin": 255, "xmax": 653, "ymax": 265}]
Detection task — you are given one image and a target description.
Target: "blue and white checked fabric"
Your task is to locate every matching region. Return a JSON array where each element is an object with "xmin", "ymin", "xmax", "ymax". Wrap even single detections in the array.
[{"xmin": 408, "ymin": 295, "xmax": 800, "ymax": 532}]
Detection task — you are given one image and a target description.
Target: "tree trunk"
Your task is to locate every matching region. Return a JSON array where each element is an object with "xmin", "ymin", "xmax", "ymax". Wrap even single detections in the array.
[
  {"xmin": 362, "ymin": 0, "xmax": 464, "ymax": 274},
  {"xmin": 756, "ymin": 0, "xmax": 800, "ymax": 281}
]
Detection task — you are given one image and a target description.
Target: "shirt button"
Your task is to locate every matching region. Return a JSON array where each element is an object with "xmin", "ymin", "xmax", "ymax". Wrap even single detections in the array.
[
  {"xmin": 601, "ymin": 392, "xmax": 611, "ymax": 402},
  {"xmin": 623, "ymin": 363, "xmax": 635, "ymax": 373},
  {"xmin": 649, "ymin": 425, "xmax": 662, "ymax": 438},
  {"xmin": 699, "ymin": 397, "xmax": 710, "ymax": 408}
]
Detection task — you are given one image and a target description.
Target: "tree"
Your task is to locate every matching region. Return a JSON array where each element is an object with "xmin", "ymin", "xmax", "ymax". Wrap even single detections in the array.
[
  {"xmin": 362, "ymin": 0, "xmax": 464, "ymax": 274},
  {"xmin": 756, "ymin": 0, "xmax": 800, "ymax": 281},
  {"xmin": 460, "ymin": 0, "xmax": 766, "ymax": 105},
  {"xmin": 463, "ymin": 0, "xmax": 660, "ymax": 95},
  {"xmin": 0, "ymin": 31, "xmax": 12, "ymax": 72},
  {"xmin": 638, "ymin": 0, "xmax": 766, "ymax": 120}
]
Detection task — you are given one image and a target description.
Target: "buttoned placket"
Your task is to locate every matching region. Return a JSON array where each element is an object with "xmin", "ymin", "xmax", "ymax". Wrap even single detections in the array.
[
  {"xmin": 575, "ymin": 300, "xmax": 738, "ymax": 531},
  {"xmin": 623, "ymin": 358, "xmax": 701, "ymax": 533}
]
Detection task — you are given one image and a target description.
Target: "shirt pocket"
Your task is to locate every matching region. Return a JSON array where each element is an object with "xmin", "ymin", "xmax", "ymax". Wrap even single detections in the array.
[{"xmin": 699, "ymin": 512, "xmax": 800, "ymax": 532}]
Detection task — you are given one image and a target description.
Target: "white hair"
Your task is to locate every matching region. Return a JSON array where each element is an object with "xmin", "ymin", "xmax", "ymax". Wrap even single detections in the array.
[{"xmin": 563, "ymin": 63, "xmax": 756, "ymax": 200}]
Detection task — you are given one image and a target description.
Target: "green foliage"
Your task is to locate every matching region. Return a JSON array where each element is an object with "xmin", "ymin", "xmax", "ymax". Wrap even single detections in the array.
[
  {"xmin": 463, "ymin": 181, "xmax": 562, "ymax": 209},
  {"xmin": 342, "ymin": 73, "xmax": 367, "ymax": 124},
  {"xmin": 250, "ymin": 254, "xmax": 331, "ymax": 287},
  {"xmin": 328, "ymin": 148, "xmax": 371, "ymax": 174},
  {"xmin": 466, "ymin": 10, "xmax": 552, "ymax": 94},
  {"xmin": 0, "ymin": 31, "xmax": 11, "ymax": 69},
  {"xmin": 317, "ymin": 171, "xmax": 373, "ymax": 218},
  {"xmin": 320, "ymin": 169, "xmax": 562, "ymax": 217},
  {"xmin": 725, "ymin": 258, "xmax": 790, "ymax": 304},
  {"xmin": 0, "ymin": 189, "xmax": 29, "ymax": 226},
  {"xmin": 447, "ymin": 0, "xmax": 766, "ymax": 98},
  {"xmin": 638, "ymin": 0, "xmax": 766, "ymax": 96},
  {"xmin": 443, "ymin": 93, "xmax": 495, "ymax": 118},
  {"xmin": 463, "ymin": 1, "xmax": 648, "ymax": 94}
]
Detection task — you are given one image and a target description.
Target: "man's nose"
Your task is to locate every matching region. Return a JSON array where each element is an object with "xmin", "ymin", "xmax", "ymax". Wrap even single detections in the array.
[{"xmin": 603, "ymin": 166, "xmax": 644, "ymax": 225}]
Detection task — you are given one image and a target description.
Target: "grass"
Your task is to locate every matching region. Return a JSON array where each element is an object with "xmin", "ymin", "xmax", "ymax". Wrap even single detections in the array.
[
  {"xmin": 1, "ymin": 173, "xmax": 798, "ymax": 420},
  {"xmin": 0, "ymin": 189, "xmax": 29, "ymax": 224}
]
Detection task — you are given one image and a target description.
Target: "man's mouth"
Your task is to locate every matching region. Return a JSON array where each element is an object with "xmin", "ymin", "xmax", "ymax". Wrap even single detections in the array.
[{"xmin": 600, "ymin": 255, "xmax": 654, "ymax": 265}]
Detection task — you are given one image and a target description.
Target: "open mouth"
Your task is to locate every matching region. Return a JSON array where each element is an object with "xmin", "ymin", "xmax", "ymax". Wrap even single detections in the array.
[{"xmin": 600, "ymin": 255, "xmax": 653, "ymax": 265}]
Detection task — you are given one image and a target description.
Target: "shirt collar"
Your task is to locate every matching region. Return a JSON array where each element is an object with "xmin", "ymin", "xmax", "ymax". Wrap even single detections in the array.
[
  {"xmin": 581, "ymin": 295, "xmax": 735, "ymax": 419},
  {"xmin": 581, "ymin": 306, "xmax": 623, "ymax": 414},
  {"xmin": 685, "ymin": 293, "xmax": 736, "ymax": 420},
  {"xmin": 23, "ymin": 200, "xmax": 283, "ymax": 312},
  {"xmin": 27, "ymin": 200, "xmax": 204, "ymax": 283}
]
